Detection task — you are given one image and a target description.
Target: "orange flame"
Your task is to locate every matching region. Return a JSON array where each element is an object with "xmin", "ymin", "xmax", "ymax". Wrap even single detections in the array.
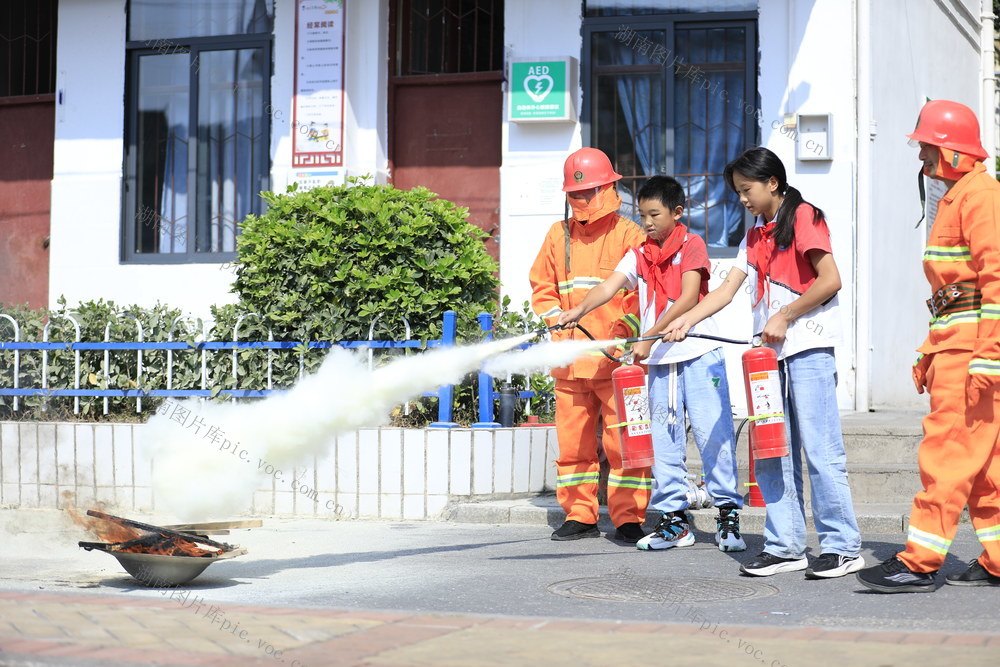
[{"xmin": 65, "ymin": 492, "xmax": 221, "ymax": 558}]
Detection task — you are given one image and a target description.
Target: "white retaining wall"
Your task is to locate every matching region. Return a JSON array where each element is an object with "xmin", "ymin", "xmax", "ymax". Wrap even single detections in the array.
[{"xmin": 0, "ymin": 423, "xmax": 559, "ymax": 520}]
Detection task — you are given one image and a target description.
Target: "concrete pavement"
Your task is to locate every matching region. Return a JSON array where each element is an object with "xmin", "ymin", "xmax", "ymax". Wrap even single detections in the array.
[{"xmin": 2, "ymin": 509, "xmax": 1000, "ymax": 666}]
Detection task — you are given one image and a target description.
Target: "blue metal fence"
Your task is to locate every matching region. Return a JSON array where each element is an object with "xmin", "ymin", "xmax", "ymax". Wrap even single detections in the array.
[{"xmin": 0, "ymin": 310, "xmax": 548, "ymax": 428}]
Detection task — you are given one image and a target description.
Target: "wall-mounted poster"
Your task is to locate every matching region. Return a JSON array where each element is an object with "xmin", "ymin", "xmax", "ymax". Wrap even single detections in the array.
[{"xmin": 293, "ymin": 0, "xmax": 345, "ymax": 167}]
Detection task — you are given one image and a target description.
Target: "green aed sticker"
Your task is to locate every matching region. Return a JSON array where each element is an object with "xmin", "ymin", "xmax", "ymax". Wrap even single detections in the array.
[{"xmin": 509, "ymin": 61, "xmax": 568, "ymax": 121}]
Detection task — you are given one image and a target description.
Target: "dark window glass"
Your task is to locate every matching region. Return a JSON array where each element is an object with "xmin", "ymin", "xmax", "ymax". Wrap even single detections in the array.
[
  {"xmin": 129, "ymin": 0, "xmax": 274, "ymax": 41},
  {"xmin": 396, "ymin": 0, "xmax": 503, "ymax": 75},
  {"xmin": 0, "ymin": 0, "xmax": 58, "ymax": 97},
  {"xmin": 585, "ymin": 1, "xmax": 756, "ymax": 17},
  {"xmin": 585, "ymin": 12, "xmax": 757, "ymax": 255},
  {"xmin": 124, "ymin": 1, "xmax": 273, "ymax": 261},
  {"xmin": 134, "ymin": 53, "xmax": 190, "ymax": 254},
  {"xmin": 674, "ymin": 25, "xmax": 750, "ymax": 249}
]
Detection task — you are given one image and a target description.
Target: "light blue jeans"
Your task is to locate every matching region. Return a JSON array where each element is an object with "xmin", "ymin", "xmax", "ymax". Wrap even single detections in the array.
[
  {"xmin": 754, "ymin": 347, "xmax": 862, "ymax": 558},
  {"xmin": 647, "ymin": 348, "xmax": 742, "ymax": 513}
]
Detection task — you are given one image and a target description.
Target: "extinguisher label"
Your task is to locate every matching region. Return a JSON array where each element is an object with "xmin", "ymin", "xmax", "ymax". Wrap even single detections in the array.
[
  {"xmin": 622, "ymin": 386, "xmax": 652, "ymax": 436},
  {"xmin": 748, "ymin": 371, "xmax": 784, "ymax": 426}
]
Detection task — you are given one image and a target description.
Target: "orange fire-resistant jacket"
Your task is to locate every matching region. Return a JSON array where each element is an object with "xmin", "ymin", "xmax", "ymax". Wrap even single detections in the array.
[
  {"xmin": 918, "ymin": 162, "xmax": 1000, "ymax": 374},
  {"xmin": 529, "ymin": 211, "xmax": 644, "ymax": 381}
]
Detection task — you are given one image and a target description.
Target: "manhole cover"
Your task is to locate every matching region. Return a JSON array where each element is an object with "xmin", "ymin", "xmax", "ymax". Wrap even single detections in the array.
[{"xmin": 547, "ymin": 575, "xmax": 778, "ymax": 604}]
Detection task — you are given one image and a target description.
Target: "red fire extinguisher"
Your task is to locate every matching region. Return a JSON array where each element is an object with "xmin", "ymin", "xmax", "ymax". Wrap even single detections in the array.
[
  {"xmin": 611, "ymin": 363, "xmax": 655, "ymax": 468},
  {"xmin": 741, "ymin": 346, "xmax": 789, "ymax": 460}
]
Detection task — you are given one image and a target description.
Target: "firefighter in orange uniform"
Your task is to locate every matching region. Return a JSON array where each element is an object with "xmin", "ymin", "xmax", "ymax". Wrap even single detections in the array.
[
  {"xmin": 858, "ymin": 100, "xmax": 1000, "ymax": 592},
  {"xmin": 529, "ymin": 147, "xmax": 650, "ymax": 543}
]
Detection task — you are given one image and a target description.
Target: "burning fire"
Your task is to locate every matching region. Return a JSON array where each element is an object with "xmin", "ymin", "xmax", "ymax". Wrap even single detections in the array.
[
  {"xmin": 65, "ymin": 493, "xmax": 223, "ymax": 558},
  {"xmin": 105, "ymin": 534, "xmax": 221, "ymax": 558}
]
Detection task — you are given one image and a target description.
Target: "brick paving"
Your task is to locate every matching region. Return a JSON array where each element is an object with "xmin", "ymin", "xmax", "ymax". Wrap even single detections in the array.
[{"xmin": 1, "ymin": 592, "xmax": 998, "ymax": 666}]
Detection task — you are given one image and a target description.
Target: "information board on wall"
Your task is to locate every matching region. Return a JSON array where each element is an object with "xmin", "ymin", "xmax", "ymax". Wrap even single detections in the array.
[
  {"xmin": 288, "ymin": 169, "xmax": 346, "ymax": 192},
  {"xmin": 293, "ymin": 0, "xmax": 345, "ymax": 168}
]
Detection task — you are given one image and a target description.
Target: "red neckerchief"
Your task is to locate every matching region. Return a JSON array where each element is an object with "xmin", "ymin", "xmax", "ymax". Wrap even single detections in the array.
[
  {"xmin": 634, "ymin": 224, "xmax": 687, "ymax": 317},
  {"xmin": 751, "ymin": 221, "xmax": 778, "ymax": 307}
]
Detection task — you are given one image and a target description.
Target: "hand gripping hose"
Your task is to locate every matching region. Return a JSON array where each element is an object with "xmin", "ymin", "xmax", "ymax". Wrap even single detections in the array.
[{"xmin": 552, "ymin": 324, "xmax": 751, "ymax": 362}]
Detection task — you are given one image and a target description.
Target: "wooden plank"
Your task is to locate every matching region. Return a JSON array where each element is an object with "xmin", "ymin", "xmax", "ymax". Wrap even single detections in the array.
[
  {"xmin": 85, "ymin": 510, "xmax": 232, "ymax": 551},
  {"xmin": 162, "ymin": 520, "xmax": 263, "ymax": 533}
]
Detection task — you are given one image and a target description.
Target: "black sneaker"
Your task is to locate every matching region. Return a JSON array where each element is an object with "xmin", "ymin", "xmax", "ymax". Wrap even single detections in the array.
[
  {"xmin": 613, "ymin": 522, "xmax": 647, "ymax": 544},
  {"xmin": 855, "ymin": 556, "xmax": 936, "ymax": 593},
  {"xmin": 805, "ymin": 553, "xmax": 866, "ymax": 579},
  {"xmin": 739, "ymin": 551, "xmax": 808, "ymax": 576},
  {"xmin": 715, "ymin": 503, "xmax": 747, "ymax": 552},
  {"xmin": 945, "ymin": 559, "xmax": 1000, "ymax": 587},
  {"xmin": 551, "ymin": 520, "xmax": 599, "ymax": 541}
]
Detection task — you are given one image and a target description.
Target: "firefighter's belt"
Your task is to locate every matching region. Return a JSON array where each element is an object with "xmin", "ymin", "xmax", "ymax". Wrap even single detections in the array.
[{"xmin": 926, "ymin": 282, "xmax": 980, "ymax": 318}]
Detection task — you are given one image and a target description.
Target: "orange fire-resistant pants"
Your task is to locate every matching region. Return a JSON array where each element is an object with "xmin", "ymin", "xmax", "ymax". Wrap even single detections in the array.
[
  {"xmin": 554, "ymin": 378, "xmax": 650, "ymax": 527},
  {"xmin": 898, "ymin": 350, "xmax": 1000, "ymax": 575}
]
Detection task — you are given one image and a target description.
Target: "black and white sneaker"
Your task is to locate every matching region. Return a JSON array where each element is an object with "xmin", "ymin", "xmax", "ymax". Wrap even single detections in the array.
[
  {"xmin": 739, "ymin": 551, "xmax": 808, "ymax": 576},
  {"xmin": 715, "ymin": 503, "xmax": 747, "ymax": 552},
  {"xmin": 945, "ymin": 559, "xmax": 1000, "ymax": 587},
  {"xmin": 805, "ymin": 553, "xmax": 866, "ymax": 579},
  {"xmin": 855, "ymin": 556, "xmax": 936, "ymax": 593},
  {"xmin": 636, "ymin": 511, "xmax": 694, "ymax": 551}
]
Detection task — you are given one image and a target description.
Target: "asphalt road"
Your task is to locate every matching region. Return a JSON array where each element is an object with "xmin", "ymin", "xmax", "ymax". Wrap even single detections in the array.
[{"xmin": 2, "ymin": 509, "xmax": 998, "ymax": 636}]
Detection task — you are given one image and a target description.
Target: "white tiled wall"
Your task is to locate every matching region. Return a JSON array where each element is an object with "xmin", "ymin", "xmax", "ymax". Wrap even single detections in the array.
[{"xmin": 0, "ymin": 423, "xmax": 558, "ymax": 520}]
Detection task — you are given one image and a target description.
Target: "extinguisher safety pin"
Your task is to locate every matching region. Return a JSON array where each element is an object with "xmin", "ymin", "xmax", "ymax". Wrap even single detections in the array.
[
  {"xmin": 607, "ymin": 419, "xmax": 651, "ymax": 429},
  {"xmin": 747, "ymin": 412, "xmax": 785, "ymax": 422}
]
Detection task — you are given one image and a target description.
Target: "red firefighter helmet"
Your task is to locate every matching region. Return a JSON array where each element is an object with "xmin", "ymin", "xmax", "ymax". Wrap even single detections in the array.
[
  {"xmin": 907, "ymin": 99, "xmax": 988, "ymax": 160},
  {"xmin": 562, "ymin": 147, "xmax": 622, "ymax": 192}
]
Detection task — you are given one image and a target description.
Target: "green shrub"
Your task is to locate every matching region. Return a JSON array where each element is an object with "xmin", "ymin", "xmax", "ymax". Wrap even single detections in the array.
[
  {"xmin": 0, "ymin": 181, "xmax": 562, "ymax": 425},
  {"xmin": 232, "ymin": 177, "xmax": 500, "ymax": 343}
]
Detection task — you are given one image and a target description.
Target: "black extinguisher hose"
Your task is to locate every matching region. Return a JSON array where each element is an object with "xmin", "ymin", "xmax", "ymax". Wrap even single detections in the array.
[
  {"xmin": 535, "ymin": 323, "xmax": 754, "ymax": 363},
  {"xmin": 569, "ymin": 324, "xmax": 751, "ymax": 361}
]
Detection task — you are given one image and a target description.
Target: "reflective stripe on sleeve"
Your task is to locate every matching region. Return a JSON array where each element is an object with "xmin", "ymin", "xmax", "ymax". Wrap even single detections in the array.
[
  {"xmin": 969, "ymin": 359, "xmax": 1000, "ymax": 376},
  {"xmin": 540, "ymin": 307, "xmax": 563, "ymax": 320},
  {"xmin": 558, "ymin": 277, "xmax": 603, "ymax": 294},
  {"xmin": 622, "ymin": 313, "xmax": 641, "ymax": 336}
]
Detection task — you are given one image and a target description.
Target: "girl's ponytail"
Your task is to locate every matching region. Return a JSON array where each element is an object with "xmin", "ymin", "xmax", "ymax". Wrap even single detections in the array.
[
  {"xmin": 724, "ymin": 147, "xmax": 824, "ymax": 248},
  {"xmin": 775, "ymin": 185, "xmax": 822, "ymax": 248}
]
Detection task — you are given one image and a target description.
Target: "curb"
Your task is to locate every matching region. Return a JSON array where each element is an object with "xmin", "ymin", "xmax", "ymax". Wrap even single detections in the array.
[{"xmin": 444, "ymin": 497, "xmax": 911, "ymax": 534}]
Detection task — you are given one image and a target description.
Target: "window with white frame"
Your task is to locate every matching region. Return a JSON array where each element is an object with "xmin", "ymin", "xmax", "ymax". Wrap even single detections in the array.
[{"xmin": 123, "ymin": 0, "xmax": 273, "ymax": 262}]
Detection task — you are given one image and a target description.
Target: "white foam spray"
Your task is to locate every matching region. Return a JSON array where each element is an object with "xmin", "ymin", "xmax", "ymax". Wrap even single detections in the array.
[
  {"xmin": 142, "ymin": 331, "xmax": 616, "ymax": 521},
  {"xmin": 482, "ymin": 338, "xmax": 619, "ymax": 377}
]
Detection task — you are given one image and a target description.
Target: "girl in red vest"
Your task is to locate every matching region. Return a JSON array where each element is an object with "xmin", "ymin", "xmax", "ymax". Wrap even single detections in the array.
[{"xmin": 663, "ymin": 147, "xmax": 864, "ymax": 579}]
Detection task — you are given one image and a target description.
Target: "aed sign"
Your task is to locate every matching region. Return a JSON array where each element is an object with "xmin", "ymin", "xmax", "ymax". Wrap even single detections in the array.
[{"xmin": 508, "ymin": 58, "xmax": 576, "ymax": 123}]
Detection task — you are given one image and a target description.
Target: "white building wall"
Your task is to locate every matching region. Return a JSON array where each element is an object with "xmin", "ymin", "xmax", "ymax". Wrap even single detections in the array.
[
  {"xmin": 867, "ymin": 0, "xmax": 985, "ymax": 408},
  {"xmin": 499, "ymin": 0, "xmax": 860, "ymax": 412},
  {"xmin": 499, "ymin": 0, "xmax": 584, "ymax": 314},
  {"xmin": 49, "ymin": 0, "xmax": 238, "ymax": 318},
  {"xmin": 48, "ymin": 0, "xmax": 988, "ymax": 413},
  {"xmin": 750, "ymin": 0, "xmax": 858, "ymax": 410},
  {"xmin": 49, "ymin": 0, "xmax": 387, "ymax": 321},
  {"xmin": 269, "ymin": 0, "xmax": 388, "ymax": 191}
]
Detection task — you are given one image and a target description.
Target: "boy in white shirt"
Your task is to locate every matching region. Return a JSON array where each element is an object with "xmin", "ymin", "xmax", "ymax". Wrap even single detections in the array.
[{"xmin": 559, "ymin": 176, "xmax": 745, "ymax": 552}]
